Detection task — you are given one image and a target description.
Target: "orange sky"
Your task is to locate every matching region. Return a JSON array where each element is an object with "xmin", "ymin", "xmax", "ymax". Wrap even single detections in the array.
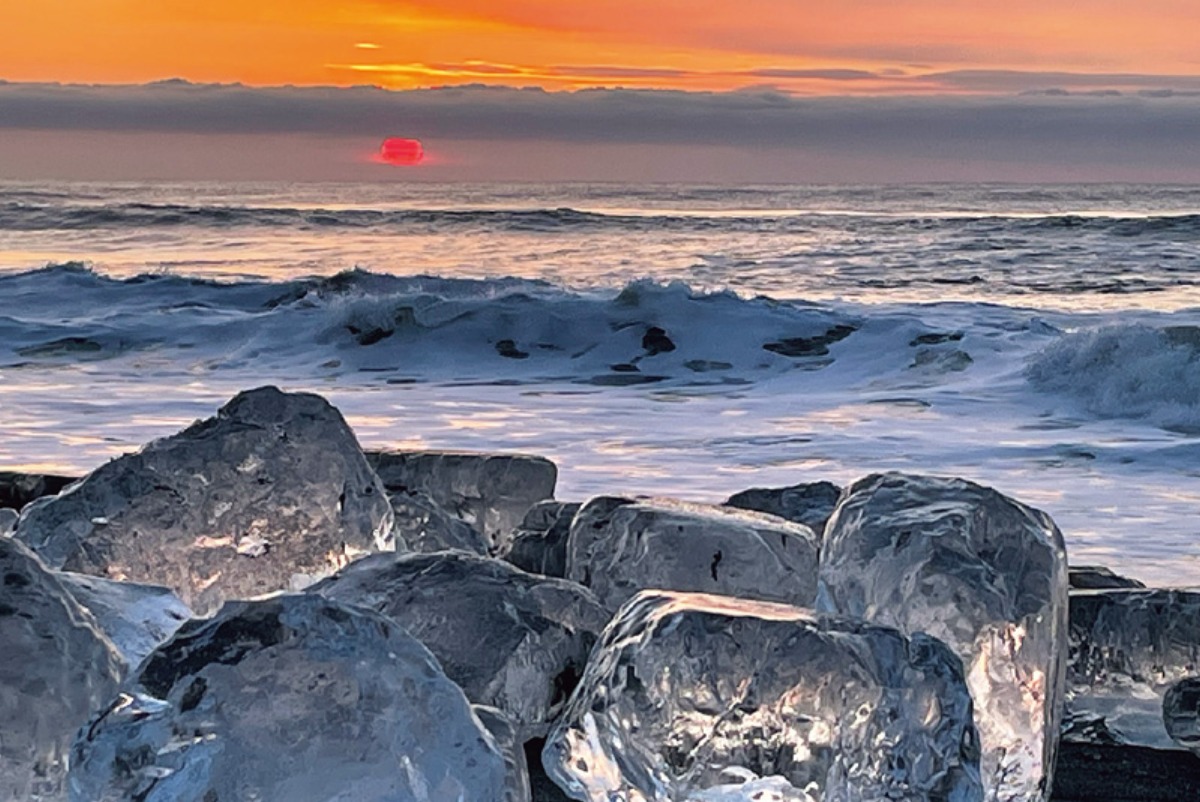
[{"xmin": 5, "ymin": 0, "xmax": 1200, "ymax": 93}]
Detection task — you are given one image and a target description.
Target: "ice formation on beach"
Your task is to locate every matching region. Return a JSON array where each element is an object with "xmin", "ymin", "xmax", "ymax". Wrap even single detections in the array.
[
  {"xmin": 15, "ymin": 386, "xmax": 394, "ymax": 615},
  {"xmin": 69, "ymin": 594, "xmax": 520, "ymax": 802},
  {"xmin": 367, "ymin": 450, "xmax": 557, "ymax": 549},
  {"xmin": 1163, "ymin": 677, "xmax": 1200, "ymax": 754},
  {"xmin": 817, "ymin": 473, "xmax": 1069, "ymax": 802},
  {"xmin": 56, "ymin": 573, "xmax": 193, "ymax": 668},
  {"xmin": 566, "ymin": 497, "xmax": 820, "ymax": 612},
  {"xmin": 543, "ymin": 591, "xmax": 981, "ymax": 802},
  {"xmin": 388, "ymin": 489, "xmax": 490, "ymax": 554},
  {"xmin": 311, "ymin": 550, "xmax": 609, "ymax": 737},
  {"xmin": 0, "ymin": 538, "xmax": 123, "ymax": 802},
  {"xmin": 1067, "ymin": 588, "xmax": 1200, "ymax": 752},
  {"xmin": 502, "ymin": 500, "xmax": 581, "ymax": 578}
]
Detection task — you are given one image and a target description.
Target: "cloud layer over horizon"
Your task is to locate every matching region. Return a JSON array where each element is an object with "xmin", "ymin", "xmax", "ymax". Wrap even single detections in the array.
[{"xmin": 2, "ymin": 80, "xmax": 1199, "ymax": 182}]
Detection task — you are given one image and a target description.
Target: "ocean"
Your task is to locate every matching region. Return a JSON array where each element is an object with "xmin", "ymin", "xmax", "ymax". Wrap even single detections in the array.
[{"xmin": 1, "ymin": 180, "xmax": 1198, "ymax": 587}]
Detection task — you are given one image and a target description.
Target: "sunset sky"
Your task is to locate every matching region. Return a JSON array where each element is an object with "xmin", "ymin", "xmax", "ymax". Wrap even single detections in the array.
[{"xmin": 3, "ymin": 1, "xmax": 1199, "ymax": 181}]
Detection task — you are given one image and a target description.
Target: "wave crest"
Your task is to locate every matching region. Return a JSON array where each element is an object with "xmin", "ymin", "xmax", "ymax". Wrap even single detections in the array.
[{"xmin": 1027, "ymin": 324, "xmax": 1200, "ymax": 432}]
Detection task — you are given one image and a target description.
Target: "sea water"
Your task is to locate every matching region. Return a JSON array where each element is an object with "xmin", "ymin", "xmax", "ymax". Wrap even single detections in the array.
[{"xmin": 1, "ymin": 181, "xmax": 1198, "ymax": 586}]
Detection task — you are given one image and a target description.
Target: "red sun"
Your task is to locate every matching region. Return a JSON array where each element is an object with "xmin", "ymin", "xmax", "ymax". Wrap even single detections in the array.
[{"xmin": 379, "ymin": 137, "xmax": 424, "ymax": 166}]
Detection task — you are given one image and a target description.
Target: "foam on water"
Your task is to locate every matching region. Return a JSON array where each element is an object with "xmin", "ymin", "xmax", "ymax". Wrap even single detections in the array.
[
  {"xmin": 2, "ymin": 181, "xmax": 1199, "ymax": 588},
  {"xmin": 1027, "ymin": 324, "xmax": 1200, "ymax": 433}
]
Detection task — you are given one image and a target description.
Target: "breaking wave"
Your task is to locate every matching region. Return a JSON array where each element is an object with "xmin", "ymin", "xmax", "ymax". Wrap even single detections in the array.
[{"xmin": 1026, "ymin": 324, "xmax": 1200, "ymax": 432}]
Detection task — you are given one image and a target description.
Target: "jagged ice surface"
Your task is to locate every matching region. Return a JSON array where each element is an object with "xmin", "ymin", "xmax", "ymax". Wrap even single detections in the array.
[
  {"xmin": 817, "ymin": 473, "xmax": 1069, "ymax": 802},
  {"xmin": 311, "ymin": 550, "xmax": 609, "ymax": 737},
  {"xmin": 543, "ymin": 590, "xmax": 982, "ymax": 802},
  {"xmin": 0, "ymin": 538, "xmax": 124, "ymax": 802},
  {"xmin": 367, "ymin": 450, "xmax": 556, "ymax": 549},
  {"xmin": 15, "ymin": 386, "xmax": 394, "ymax": 615},
  {"xmin": 566, "ymin": 497, "xmax": 820, "ymax": 612},
  {"xmin": 388, "ymin": 489, "xmax": 490, "ymax": 554},
  {"xmin": 56, "ymin": 573, "xmax": 193, "ymax": 668},
  {"xmin": 69, "ymin": 594, "xmax": 519, "ymax": 802},
  {"xmin": 1067, "ymin": 588, "xmax": 1200, "ymax": 752}
]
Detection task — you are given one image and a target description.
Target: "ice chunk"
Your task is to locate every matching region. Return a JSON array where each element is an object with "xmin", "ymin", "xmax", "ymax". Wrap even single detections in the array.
[
  {"xmin": 723, "ymin": 481, "xmax": 842, "ymax": 535},
  {"xmin": 390, "ymin": 489, "xmax": 489, "ymax": 554},
  {"xmin": 69, "ymin": 594, "xmax": 518, "ymax": 802},
  {"xmin": 543, "ymin": 590, "xmax": 981, "ymax": 802},
  {"xmin": 566, "ymin": 496, "xmax": 820, "ymax": 612},
  {"xmin": 0, "ymin": 506, "xmax": 16, "ymax": 535},
  {"xmin": 1164, "ymin": 677, "xmax": 1200, "ymax": 753},
  {"xmin": 502, "ymin": 500, "xmax": 580, "ymax": 578},
  {"xmin": 311, "ymin": 550, "xmax": 608, "ymax": 737},
  {"xmin": 1067, "ymin": 588, "xmax": 1200, "ymax": 752},
  {"xmin": 0, "ymin": 538, "xmax": 123, "ymax": 802},
  {"xmin": 817, "ymin": 473, "xmax": 1068, "ymax": 802},
  {"xmin": 16, "ymin": 386, "xmax": 393, "ymax": 615},
  {"xmin": 367, "ymin": 450, "xmax": 557, "ymax": 547},
  {"xmin": 57, "ymin": 573, "xmax": 192, "ymax": 667}
]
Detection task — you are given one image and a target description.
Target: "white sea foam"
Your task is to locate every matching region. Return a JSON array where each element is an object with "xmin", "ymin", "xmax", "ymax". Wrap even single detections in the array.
[
  {"xmin": 2, "ymin": 181, "xmax": 1200, "ymax": 589},
  {"xmin": 1027, "ymin": 324, "xmax": 1200, "ymax": 432}
]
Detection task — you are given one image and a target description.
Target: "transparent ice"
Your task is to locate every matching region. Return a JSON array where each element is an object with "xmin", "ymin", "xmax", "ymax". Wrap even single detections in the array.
[
  {"xmin": 16, "ymin": 386, "xmax": 394, "ymax": 615},
  {"xmin": 0, "ymin": 538, "xmax": 123, "ymax": 802},
  {"xmin": 566, "ymin": 496, "xmax": 820, "ymax": 612},
  {"xmin": 502, "ymin": 500, "xmax": 580, "ymax": 578},
  {"xmin": 57, "ymin": 572, "xmax": 193, "ymax": 668},
  {"xmin": 389, "ymin": 489, "xmax": 489, "ymax": 554},
  {"xmin": 817, "ymin": 473, "xmax": 1069, "ymax": 802},
  {"xmin": 311, "ymin": 550, "xmax": 609, "ymax": 737},
  {"xmin": 1067, "ymin": 588, "xmax": 1200, "ymax": 752},
  {"xmin": 543, "ymin": 590, "xmax": 982, "ymax": 802},
  {"xmin": 69, "ymin": 594, "xmax": 518, "ymax": 802},
  {"xmin": 1163, "ymin": 677, "xmax": 1200, "ymax": 754},
  {"xmin": 367, "ymin": 450, "xmax": 557, "ymax": 549}
]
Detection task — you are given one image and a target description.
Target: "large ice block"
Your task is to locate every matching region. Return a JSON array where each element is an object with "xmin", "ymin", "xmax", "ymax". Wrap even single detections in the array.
[
  {"xmin": 566, "ymin": 496, "xmax": 820, "ymax": 612},
  {"xmin": 69, "ymin": 594, "xmax": 519, "ymax": 802},
  {"xmin": 16, "ymin": 386, "xmax": 394, "ymax": 615},
  {"xmin": 366, "ymin": 449, "xmax": 557, "ymax": 547},
  {"xmin": 817, "ymin": 473, "xmax": 1068, "ymax": 802},
  {"xmin": 1067, "ymin": 588, "xmax": 1200, "ymax": 752},
  {"xmin": 543, "ymin": 590, "xmax": 982, "ymax": 802},
  {"xmin": 311, "ymin": 550, "xmax": 609, "ymax": 737},
  {"xmin": 57, "ymin": 573, "xmax": 193, "ymax": 667},
  {"xmin": 0, "ymin": 538, "xmax": 123, "ymax": 802}
]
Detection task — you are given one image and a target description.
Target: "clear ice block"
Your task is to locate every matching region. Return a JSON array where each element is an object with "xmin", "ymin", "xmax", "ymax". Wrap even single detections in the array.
[
  {"xmin": 69, "ymin": 594, "xmax": 518, "ymax": 802},
  {"xmin": 0, "ymin": 538, "xmax": 123, "ymax": 802},
  {"xmin": 57, "ymin": 572, "xmax": 193, "ymax": 668},
  {"xmin": 16, "ymin": 386, "xmax": 394, "ymax": 615},
  {"xmin": 1067, "ymin": 588, "xmax": 1200, "ymax": 752},
  {"xmin": 566, "ymin": 496, "xmax": 820, "ymax": 612},
  {"xmin": 366, "ymin": 450, "xmax": 557, "ymax": 549},
  {"xmin": 817, "ymin": 473, "xmax": 1069, "ymax": 802},
  {"xmin": 311, "ymin": 550, "xmax": 609, "ymax": 738},
  {"xmin": 543, "ymin": 590, "xmax": 981, "ymax": 802}
]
